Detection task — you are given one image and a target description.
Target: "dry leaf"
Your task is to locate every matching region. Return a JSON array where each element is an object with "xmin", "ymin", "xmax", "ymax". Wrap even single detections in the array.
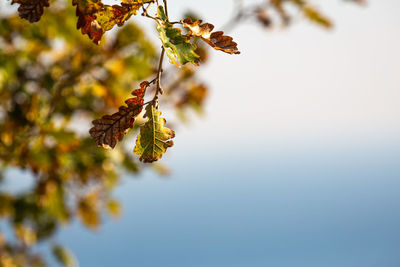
[
  {"xmin": 181, "ymin": 18, "xmax": 240, "ymax": 55},
  {"xmin": 89, "ymin": 81, "xmax": 149, "ymax": 149},
  {"xmin": 11, "ymin": 0, "xmax": 49, "ymax": 23}
]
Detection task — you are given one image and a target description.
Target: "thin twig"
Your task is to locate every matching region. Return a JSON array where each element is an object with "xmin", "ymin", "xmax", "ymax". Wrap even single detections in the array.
[
  {"xmin": 142, "ymin": 2, "xmax": 158, "ymax": 20},
  {"xmin": 152, "ymin": 47, "xmax": 165, "ymax": 101},
  {"xmin": 162, "ymin": 0, "xmax": 169, "ymax": 19},
  {"xmin": 151, "ymin": 0, "xmax": 170, "ymax": 102}
]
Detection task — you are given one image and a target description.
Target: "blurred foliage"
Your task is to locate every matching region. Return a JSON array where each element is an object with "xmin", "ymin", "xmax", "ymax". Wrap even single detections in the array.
[
  {"xmin": 0, "ymin": 0, "xmax": 363, "ymax": 265},
  {"xmin": 227, "ymin": 0, "xmax": 366, "ymax": 30}
]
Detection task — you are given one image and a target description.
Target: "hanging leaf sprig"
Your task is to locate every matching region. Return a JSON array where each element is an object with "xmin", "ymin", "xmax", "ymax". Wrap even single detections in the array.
[{"xmin": 84, "ymin": 0, "xmax": 240, "ymax": 162}]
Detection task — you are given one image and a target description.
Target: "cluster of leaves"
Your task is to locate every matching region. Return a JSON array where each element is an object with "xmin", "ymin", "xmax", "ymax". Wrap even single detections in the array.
[
  {"xmin": 85, "ymin": 1, "xmax": 240, "ymax": 164},
  {"xmin": 1, "ymin": 0, "xmax": 364, "ymax": 265},
  {"xmin": 73, "ymin": 0, "xmax": 153, "ymax": 44}
]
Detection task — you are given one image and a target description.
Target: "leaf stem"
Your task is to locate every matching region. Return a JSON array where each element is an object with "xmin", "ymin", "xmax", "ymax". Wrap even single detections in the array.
[
  {"xmin": 141, "ymin": 2, "xmax": 157, "ymax": 20},
  {"xmin": 153, "ymin": 47, "xmax": 165, "ymax": 101},
  {"xmin": 162, "ymin": 0, "xmax": 169, "ymax": 19},
  {"xmin": 152, "ymin": 0, "xmax": 170, "ymax": 102}
]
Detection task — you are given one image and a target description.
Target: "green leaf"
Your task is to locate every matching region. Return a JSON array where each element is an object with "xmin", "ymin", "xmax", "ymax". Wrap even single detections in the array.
[
  {"xmin": 134, "ymin": 103, "xmax": 175, "ymax": 163},
  {"xmin": 156, "ymin": 6, "xmax": 199, "ymax": 67}
]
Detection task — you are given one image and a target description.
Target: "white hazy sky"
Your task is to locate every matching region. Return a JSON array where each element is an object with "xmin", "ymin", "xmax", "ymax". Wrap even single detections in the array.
[{"xmin": 156, "ymin": 0, "xmax": 400, "ymax": 155}]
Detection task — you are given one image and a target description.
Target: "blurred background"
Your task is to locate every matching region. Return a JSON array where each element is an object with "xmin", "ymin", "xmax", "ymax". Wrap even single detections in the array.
[{"xmin": 1, "ymin": 0, "xmax": 400, "ymax": 266}]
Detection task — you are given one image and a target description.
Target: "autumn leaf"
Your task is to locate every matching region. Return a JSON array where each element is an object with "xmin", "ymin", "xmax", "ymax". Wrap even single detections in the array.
[
  {"xmin": 72, "ymin": 0, "xmax": 152, "ymax": 44},
  {"xmin": 11, "ymin": 0, "xmax": 49, "ymax": 23},
  {"xmin": 89, "ymin": 81, "xmax": 149, "ymax": 149},
  {"xmin": 134, "ymin": 103, "xmax": 175, "ymax": 163},
  {"xmin": 156, "ymin": 6, "xmax": 200, "ymax": 67},
  {"xmin": 302, "ymin": 6, "xmax": 332, "ymax": 28},
  {"xmin": 181, "ymin": 18, "xmax": 240, "ymax": 55},
  {"xmin": 289, "ymin": 0, "xmax": 332, "ymax": 28}
]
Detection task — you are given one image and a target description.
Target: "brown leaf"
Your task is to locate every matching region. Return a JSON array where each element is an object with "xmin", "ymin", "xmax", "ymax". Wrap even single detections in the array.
[
  {"xmin": 89, "ymin": 81, "xmax": 149, "ymax": 149},
  {"xmin": 181, "ymin": 18, "xmax": 240, "ymax": 55},
  {"xmin": 11, "ymin": 0, "xmax": 49, "ymax": 23}
]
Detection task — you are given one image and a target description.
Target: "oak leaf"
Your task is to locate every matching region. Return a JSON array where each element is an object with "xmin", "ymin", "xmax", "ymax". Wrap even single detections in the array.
[
  {"xmin": 73, "ymin": 0, "xmax": 151, "ymax": 44},
  {"xmin": 181, "ymin": 18, "xmax": 240, "ymax": 55},
  {"xmin": 89, "ymin": 81, "xmax": 149, "ymax": 149},
  {"xmin": 156, "ymin": 6, "xmax": 200, "ymax": 67},
  {"xmin": 134, "ymin": 103, "xmax": 175, "ymax": 163},
  {"xmin": 11, "ymin": 0, "xmax": 49, "ymax": 23}
]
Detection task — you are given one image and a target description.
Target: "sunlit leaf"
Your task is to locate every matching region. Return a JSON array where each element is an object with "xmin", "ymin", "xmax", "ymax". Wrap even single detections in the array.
[
  {"xmin": 181, "ymin": 18, "xmax": 240, "ymax": 55},
  {"xmin": 156, "ymin": 6, "xmax": 199, "ymax": 67},
  {"xmin": 134, "ymin": 103, "xmax": 175, "ymax": 163},
  {"xmin": 72, "ymin": 0, "xmax": 152, "ymax": 44}
]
